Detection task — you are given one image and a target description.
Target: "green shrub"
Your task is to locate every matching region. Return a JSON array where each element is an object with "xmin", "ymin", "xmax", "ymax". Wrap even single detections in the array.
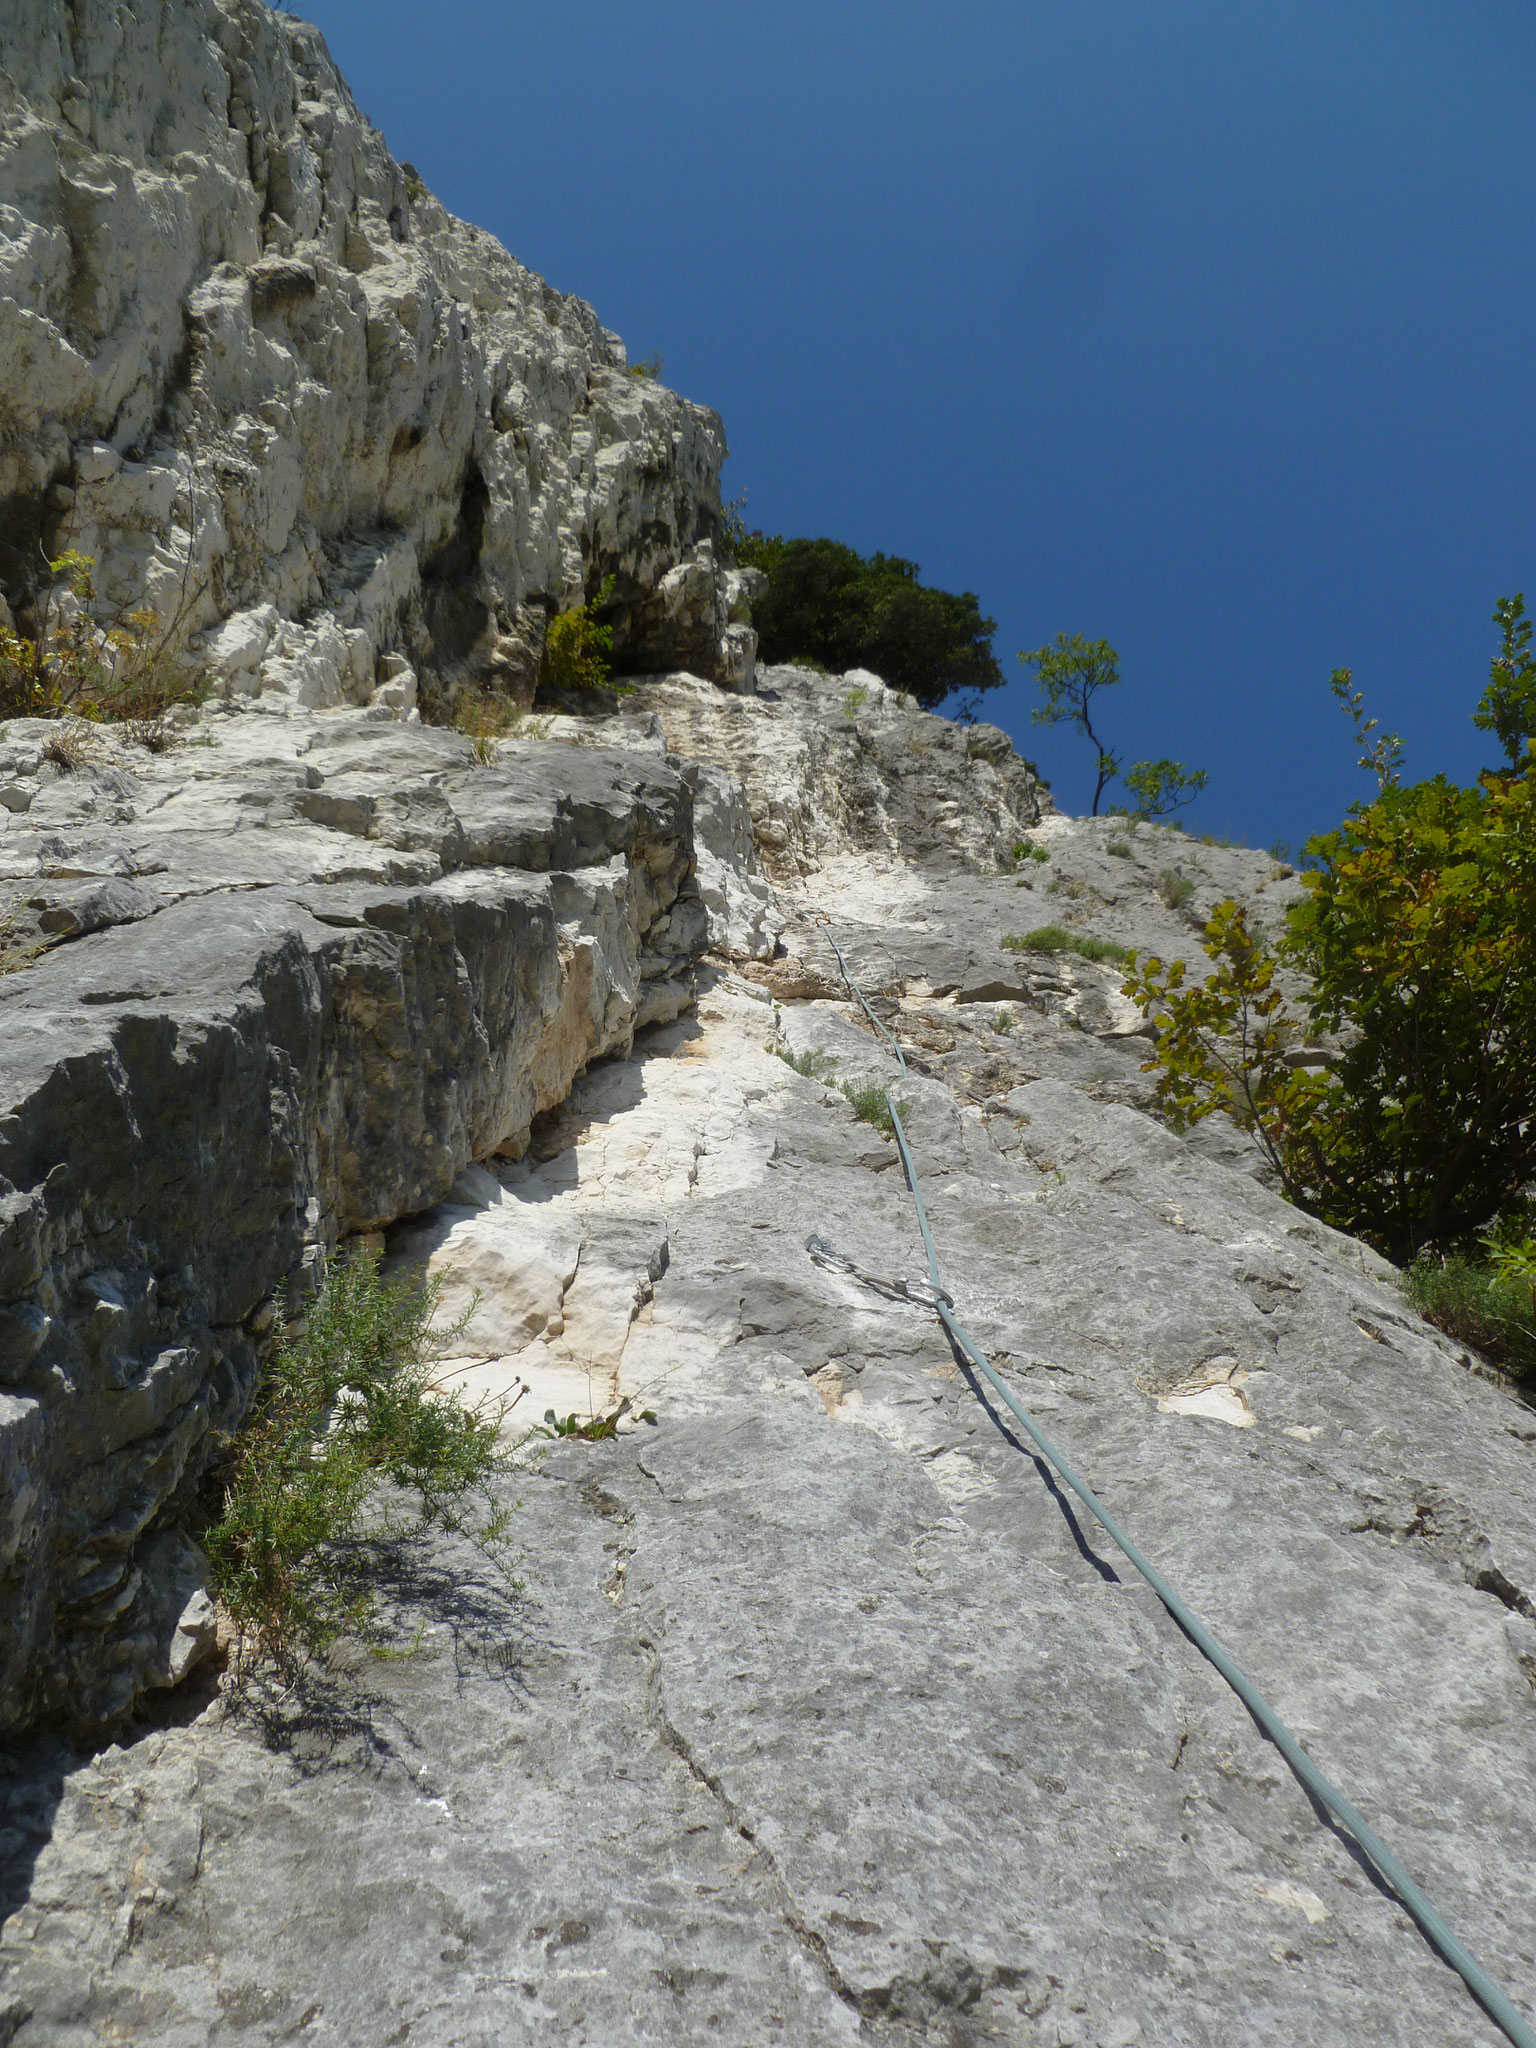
[
  {"xmin": 0, "ymin": 549, "xmax": 206, "ymax": 741},
  {"xmin": 1406, "ymin": 1251, "xmax": 1536, "ymax": 1381},
  {"xmin": 774, "ymin": 1045, "xmax": 839, "ymax": 1081},
  {"xmin": 840, "ymin": 1081, "xmax": 907, "ymax": 1136},
  {"xmin": 202, "ymin": 1247, "xmax": 514, "ymax": 1675},
  {"xmin": 540, "ymin": 592, "xmax": 615, "ymax": 695},
  {"xmin": 1106, "ymin": 837, "xmax": 1132, "ymax": 858},
  {"xmin": 1156, "ymin": 869, "xmax": 1196, "ymax": 911},
  {"xmin": 732, "ymin": 535, "xmax": 1002, "ymax": 710},
  {"xmin": 1125, "ymin": 765, "xmax": 1536, "ymax": 1260},
  {"xmin": 1474, "ymin": 593, "xmax": 1536, "ymax": 767},
  {"xmin": 626, "ymin": 354, "xmax": 665, "ymax": 381},
  {"xmin": 1003, "ymin": 925, "xmax": 1129, "ymax": 964},
  {"xmin": 1012, "ymin": 839, "xmax": 1050, "ymax": 864}
]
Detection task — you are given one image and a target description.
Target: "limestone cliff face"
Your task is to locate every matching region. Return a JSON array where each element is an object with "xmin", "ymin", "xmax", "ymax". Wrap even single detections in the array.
[
  {"xmin": 0, "ymin": 0, "xmax": 742, "ymax": 713},
  {"xmin": 6, "ymin": 11, "xmax": 1536, "ymax": 2046}
]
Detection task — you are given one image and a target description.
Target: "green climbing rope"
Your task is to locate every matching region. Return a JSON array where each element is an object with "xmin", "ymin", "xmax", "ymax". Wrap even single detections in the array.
[{"xmin": 813, "ymin": 918, "xmax": 1535, "ymax": 2048}]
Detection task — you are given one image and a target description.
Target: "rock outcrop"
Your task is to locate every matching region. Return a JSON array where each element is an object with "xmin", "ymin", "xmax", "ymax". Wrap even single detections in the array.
[{"xmin": 0, "ymin": 0, "xmax": 744, "ymax": 713}]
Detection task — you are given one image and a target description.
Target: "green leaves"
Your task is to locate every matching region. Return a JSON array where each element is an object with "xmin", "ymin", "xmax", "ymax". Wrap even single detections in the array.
[
  {"xmin": 203, "ymin": 1247, "xmax": 515, "ymax": 1675},
  {"xmin": 1473, "ymin": 593, "xmax": 1536, "ymax": 769},
  {"xmin": 737, "ymin": 535, "xmax": 1003, "ymax": 709},
  {"xmin": 1122, "ymin": 758, "xmax": 1208, "ymax": 821},
  {"xmin": 1125, "ymin": 761, "xmax": 1536, "ymax": 1263},
  {"xmin": 1328, "ymin": 665, "xmax": 1403, "ymax": 790}
]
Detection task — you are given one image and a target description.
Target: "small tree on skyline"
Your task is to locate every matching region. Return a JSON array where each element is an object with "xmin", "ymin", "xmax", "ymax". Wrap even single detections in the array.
[
  {"xmin": 1019, "ymin": 632, "xmax": 1122, "ymax": 816},
  {"xmin": 1122, "ymin": 757, "xmax": 1208, "ymax": 821}
]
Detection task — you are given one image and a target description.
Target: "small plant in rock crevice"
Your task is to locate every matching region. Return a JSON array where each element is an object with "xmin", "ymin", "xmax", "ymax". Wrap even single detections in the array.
[
  {"xmin": 1406, "ymin": 1232, "xmax": 1536, "ymax": 1384},
  {"xmin": 1002, "ymin": 925, "xmax": 1130, "ymax": 965},
  {"xmin": 840, "ymin": 1081, "xmax": 908, "ymax": 1138},
  {"xmin": 0, "ymin": 548, "xmax": 208, "ymax": 742},
  {"xmin": 774, "ymin": 1045, "xmax": 840, "ymax": 1082},
  {"xmin": 200, "ymin": 1247, "xmax": 517, "ymax": 1678},
  {"xmin": 1156, "ymin": 869, "xmax": 1197, "ymax": 911},
  {"xmin": 1012, "ymin": 838, "xmax": 1050, "ymax": 866},
  {"xmin": 532, "ymin": 1398, "xmax": 656, "ymax": 1441}
]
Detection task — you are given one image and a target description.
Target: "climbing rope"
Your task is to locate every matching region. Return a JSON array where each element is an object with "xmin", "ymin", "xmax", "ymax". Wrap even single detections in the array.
[{"xmin": 809, "ymin": 916, "xmax": 1536, "ymax": 2048}]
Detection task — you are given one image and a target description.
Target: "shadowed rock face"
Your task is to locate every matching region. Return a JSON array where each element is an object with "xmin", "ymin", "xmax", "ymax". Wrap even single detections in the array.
[{"xmin": 0, "ymin": 0, "xmax": 741, "ymax": 710}]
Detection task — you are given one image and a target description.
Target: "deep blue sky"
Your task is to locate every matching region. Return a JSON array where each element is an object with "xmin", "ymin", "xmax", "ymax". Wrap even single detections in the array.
[{"xmin": 302, "ymin": 0, "xmax": 1536, "ymax": 845}]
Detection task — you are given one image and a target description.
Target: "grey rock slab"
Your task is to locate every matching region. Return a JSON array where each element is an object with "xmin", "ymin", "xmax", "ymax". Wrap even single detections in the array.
[
  {"xmin": 3, "ymin": 975, "xmax": 1535, "ymax": 2044},
  {"xmin": 0, "ymin": 732, "xmax": 707, "ymax": 1735}
]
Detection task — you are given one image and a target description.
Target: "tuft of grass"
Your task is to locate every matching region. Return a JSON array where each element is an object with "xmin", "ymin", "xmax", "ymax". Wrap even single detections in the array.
[
  {"xmin": 1406, "ymin": 1253, "xmax": 1536, "ymax": 1382},
  {"xmin": 626, "ymin": 354, "xmax": 665, "ymax": 381},
  {"xmin": 843, "ymin": 686, "xmax": 868, "ymax": 715},
  {"xmin": 774, "ymin": 1045, "xmax": 840, "ymax": 1082},
  {"xmin": 1012, "ymin": 839, "xmax": 1050, "ymax": 864},
  {"xmin": 1002, "ymin": 925, "xmax": 1130, "ymax": 965},
  {"xmin": 1106, "ymin": 837, "xmax": 1132, "ymax": 858},
  {"xmin": 0, "ymin": 907, "xmax": 48, "ymax": 978},
  {"xmin": 1156, "ymin": 869, "xmax": 1196, "ymax": 911},
  {"xmin": 201, "ymin": 1247, "xmax": 515, "ymax": 1678},
  {"xmin": 994, "ymin": 1006, "xmax": 1015, "ymax": 1034},
  {"xmin": 840, "ymin": 1081, "xmax": 907, "ymax": 1137}
]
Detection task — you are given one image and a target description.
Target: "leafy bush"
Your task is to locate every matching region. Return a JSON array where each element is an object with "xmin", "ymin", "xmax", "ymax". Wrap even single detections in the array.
[
  {"xmin": 1012, "ymin": 838, "xmax": 1051, "ymax": 864},
  {"xmin": 733, "ymin": 535, "xmax": 1002, "ymax": 709},
  {"xmin": 202, "ymin": 1247, "xmax": 514, "ymax": 1675},
  {"xmin": 1125, "ymin": 759, "xmax": 1536, "ymax": 1262},
  {"xmin": 1473, "ymin": 593, "xmax": 1535, "ymax": 768},
  {"xmin": 1406, "ymin": 1249, "xmax": 1536, "ymax": 1382},
  {"xmin": 1003, "ymin": 925, "xmax": 1130, "ymax": 964},
  {"xmin": 540, "ymin": 593, "xmax": 615, "ymax": 695},
  {"xmin": 1156, "ymin": 869, "xmax": 1196, "ymax": 911},
  {"xmin": 0, "ymin": 549, "xmax": 206, "ymax": 741},
  {"xmin": 840, "ymin": 1081, "xmax": 907, "ymax": 1136}
]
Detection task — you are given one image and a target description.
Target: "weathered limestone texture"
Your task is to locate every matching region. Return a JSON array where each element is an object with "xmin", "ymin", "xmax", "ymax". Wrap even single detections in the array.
[
  {"xmin": 0, "ymin": 0, "xmax": 743, "ymax": 710},
  {"xmin": 2, "ymin": 2, "xmax": 1535, "ymax": 2039},
  {"xmin": 0, "ymin": 709, "xmax": 706, "ymax": 1733}
]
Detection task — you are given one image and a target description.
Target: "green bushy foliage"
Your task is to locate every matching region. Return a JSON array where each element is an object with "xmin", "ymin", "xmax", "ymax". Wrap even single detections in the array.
[
  {"xmin": 1124, "ymin": 760, "xmax": 1536, "ymax": 1262},
  {"xmin": 1406, "ymin": 1247, "xmax": 1536, "ymax": 1383},
  {"xmin": 1122, "ymin": 758, "xmax": 1208, "ymax": 821},
  {"xmin": 540, "ymin": 592, "xmax": 615, "ymax": 694},
  {"xmin": 840, "ymin": 1081, "xmax": 907, "ymax": 1136},
  {"xmin": 0, "ymin": 549, "xmax": 206, "ymax": 741},
  {"xmin": 1155, "ymin": 869, "xmax": 1196, "ymax": 911},
  {"xmin": 203, "ymin": 1248, "xmax": 514, "ymax": 1675},
  {"xmin": 733, "ymin": 534, "xmax": 1002, "ymax": 709},
  {"xmin": 1003, "ymin": 925, "xmax": 1130, "ymax": 964},
  {"xmin": 1473, "ymin": 593, "xmax": 1536, "ymax": 769}
]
